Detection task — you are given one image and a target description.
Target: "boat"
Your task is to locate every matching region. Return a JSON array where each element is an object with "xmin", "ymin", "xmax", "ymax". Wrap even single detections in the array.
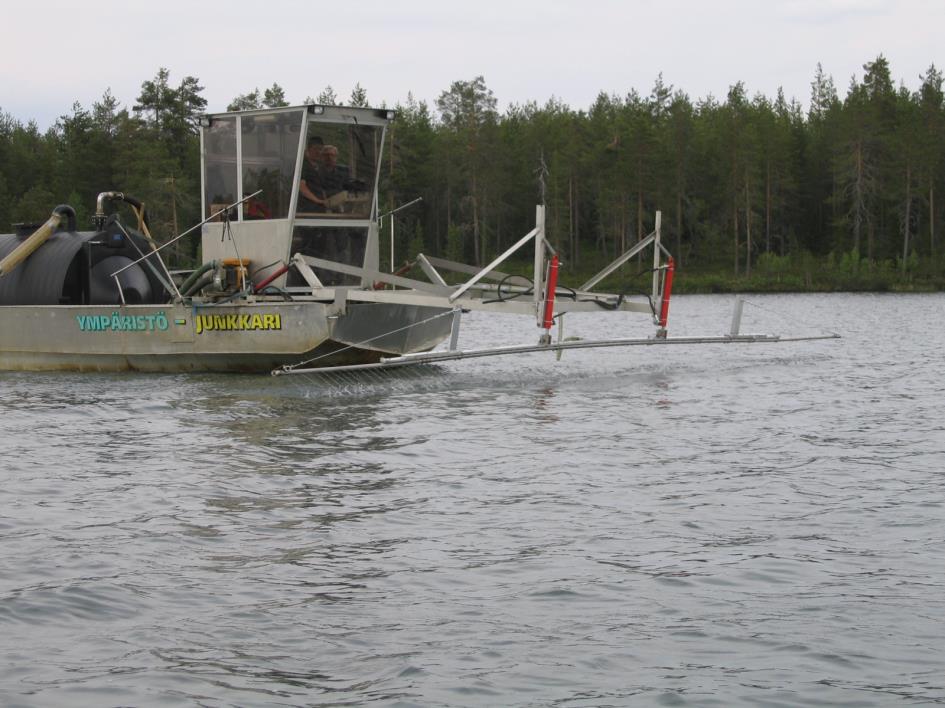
[{"xmin": 0, "ymin": 103, "xmax": 836, "ymax": 374}]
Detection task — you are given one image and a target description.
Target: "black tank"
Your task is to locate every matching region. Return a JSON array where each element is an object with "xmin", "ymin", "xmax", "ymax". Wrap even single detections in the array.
[{"xmin": 0, "ymin": 220, "xmax": 170, "ymax": 306}]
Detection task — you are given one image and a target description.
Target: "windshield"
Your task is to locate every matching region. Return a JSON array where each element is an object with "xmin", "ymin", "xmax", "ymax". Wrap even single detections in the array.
[
  {"xmin": 203, "ymin": 117, "xmax": 237, "ymax": 219},
  {"xmin": 240, "ymin": 111, "xmax": 304, "ymax": 220},
  {"xmin": 295, "ymin": 121, "xmax": 380, "ymax": 219}
]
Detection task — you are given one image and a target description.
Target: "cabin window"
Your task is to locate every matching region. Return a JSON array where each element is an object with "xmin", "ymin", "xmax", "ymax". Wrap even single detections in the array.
[
  {"xmin": 288, "ymin": 225, "xmax": 368, "ymax": 286},
  {"xmin": 295, "ymin": 121, "xmax": 380, "ymax": 219},
  {"xmin": 240, "ymin": 111, "xmax": 303, "ymax": 220},
  {"xmin": 203, "ymin": 117, "xmax": 238, "ymax": 219}
]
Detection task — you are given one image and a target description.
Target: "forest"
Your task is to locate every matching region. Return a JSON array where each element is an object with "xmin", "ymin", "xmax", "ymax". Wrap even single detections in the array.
[{"xmin": 1, "ymin": 56, "xmax": 943, "ymax": 292}]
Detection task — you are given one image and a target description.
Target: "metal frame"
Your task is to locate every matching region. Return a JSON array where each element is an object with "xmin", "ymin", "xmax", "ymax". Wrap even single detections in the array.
[
  {"xmin": 194, "ymin": 108, "xmax": 834, "ymax": 379},
  {"xmin": 274, "ymin": 331, "xmax": 840, "ymax": 376},
  {"xmin": 110, "ymin": 192, "xmax": 261, "ymax": 296},
  {"xmin": 450, "ymin": 226, "xmax": 540, "ymax": 303},
  {"xmin": 287, "ymin": 109, "xmax": 308, "ymax": 220},
  {"xmin": 235, "ymin": 114, "xmax": 244, "ymax": 222},
  {"xmin": 290, "ymin": 109, "xmax": 389, "ymax": 285},
  {"xmin": 199, "ymin": 104, "xmax": 394, "ymax": 290},
  {"xmin": 199, "ymin": 127, "xmax": 206, "ymax": 225},
  {"xmin": 286, "ymin": 209, "xmax": 660, "ymax": 317}
]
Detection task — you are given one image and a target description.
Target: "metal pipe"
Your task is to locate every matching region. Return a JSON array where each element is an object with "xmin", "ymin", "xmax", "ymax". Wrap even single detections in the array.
[
  {"xmin": 652, "ymin": 211, "xmax": 662, "ymax": 306},
  {"xmin": 449, "ymin": 227, "xmax": 539, "ymax": 303},
  {"xmin": 541, "ymin": 254, "xmax": 560, "ymax": 331},
  {"xmin": 109, "ymin": 191, "xmax": 261, "ymax": 280},
  {"xmin": 94, "ymin": 191, "xmax": 124, "ymax": 230},
  {"xmin": 380, "ymin": 197, "xmax": 422, "ymax": 276},
  {"xmin": 0, "ymin": 205, "xmax": 76, "ymax": 277},
  {"xmin": 657, "ymin": 258, "xmax": 675, "ymax": 337},
  {"xmin": 112, "ymin": 219, "xmax": 181, "ymax": 302},
  {"xmin": 580, "ymin": 231, "xmax": 656, "ymax": 291},
  {"xmin": 449, "ymin": 308, "xmax": 462, "ymax": 351},
  {"xmin": 273, "ymin": 333, "xmax": 841, "ymax": 376},
  {"xmin": 730, "ymin": 296, "xmax": 745, "ymax": 337},
  {"xmin": 94, "ymin": 191, "xmax": 181, "ymax": 301},
  {"xmin": 533, "ymin": 205, "xmax": 544, "ymax": 319},
  {"xmin": 378, "ymin": 196, "xmax": 423, "ymax": 221}
]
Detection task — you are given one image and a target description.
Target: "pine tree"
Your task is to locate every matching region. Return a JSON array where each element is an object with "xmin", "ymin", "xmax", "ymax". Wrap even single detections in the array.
[
  {"xmin": 349, "ymin": 83, "xmax": 369, "ymax": 107},
  {"xmin": 263, "ymin": 83, "xmax": 288, "ymax": 108},
  {"xmin": 917, "ymin": 64, "xmax": 944, "ymax": 255},
  {"xmin": 436, "ymin": 76, "xmax": 498, "ymax": 264},
  {"xmin": 228, "ymin": 89, "xmax": 262, "ymax": 111}
]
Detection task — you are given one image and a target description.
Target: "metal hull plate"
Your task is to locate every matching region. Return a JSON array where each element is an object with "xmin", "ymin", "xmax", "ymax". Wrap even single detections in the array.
[{"xmin": 0, "ymin": 302, "xmax": 451, "ymax": 373}]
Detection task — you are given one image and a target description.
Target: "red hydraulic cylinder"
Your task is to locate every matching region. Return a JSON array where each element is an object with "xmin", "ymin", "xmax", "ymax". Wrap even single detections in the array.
[
  {"xmin": 542, "ymin": 254, "xmax": 560, "ymax": 330},
  {"xmin": 253, "ymin": 263, "xmax": 291, "ymax": 293},
  {"xmin": 658, "ymin": 257, "xmax": 675, "ymax": 328}
]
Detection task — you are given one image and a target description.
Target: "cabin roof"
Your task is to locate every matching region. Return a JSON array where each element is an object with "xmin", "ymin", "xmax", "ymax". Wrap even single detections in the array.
[{"xmin": 201, "ymin": 104, "xmax": 394, "ymax": 125}]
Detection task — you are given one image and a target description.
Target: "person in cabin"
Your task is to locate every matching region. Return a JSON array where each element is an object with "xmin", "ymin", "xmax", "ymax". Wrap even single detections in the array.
[
  {"xmin": 297, "ymin": 135, "xmax": 326, "ymax": 213},
  {"xmin": 310, "ymin": 145, "xmax": 352, "ymax": 212}
]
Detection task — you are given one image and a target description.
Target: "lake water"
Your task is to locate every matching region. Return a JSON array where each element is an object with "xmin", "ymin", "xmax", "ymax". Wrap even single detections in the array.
[{"xmin": 1, "ymin": 293, "xmax": 943, "ymax": 707}]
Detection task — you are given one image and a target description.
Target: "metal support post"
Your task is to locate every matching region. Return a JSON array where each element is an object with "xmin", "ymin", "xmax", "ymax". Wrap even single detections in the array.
[
  {"xmin": 290, "ymin": 252, "xmax": 324, "ymax": 290},
  {"xmin": 449, "ymin": 308, "xmax": 463, "ymax": 351},
  {"xmin": 730, "ymin": 296, "xmax": 745, "ymax": 337},
  {"xmin": 533, "ymin": 205, "xmax": 545, "ymax": 325},
  {"xmin": 330, "ymin": 287, "xmax": 348, "ymax": 317},
  {"xmin": 652, "ymin": 210, "xmax": 662, "ymax": 305}
]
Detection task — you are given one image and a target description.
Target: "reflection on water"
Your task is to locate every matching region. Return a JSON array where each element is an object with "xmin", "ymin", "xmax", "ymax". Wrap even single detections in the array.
[{"xmin": 1, "ymin": 294, "xmax": 944, "ymax": 706}]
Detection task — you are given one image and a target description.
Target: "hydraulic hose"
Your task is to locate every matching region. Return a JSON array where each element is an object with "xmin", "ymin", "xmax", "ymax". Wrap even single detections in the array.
[
  {"xmin": 182, "ymin": 272, "xmax": 215, "ymax": 297},
  {"xmin": 178, "ymin": 260, "xmax": 218, "ymax": 296},
  {"xmin": 253, "ymin": 263, "xmax": 291, "ymax": 293}
]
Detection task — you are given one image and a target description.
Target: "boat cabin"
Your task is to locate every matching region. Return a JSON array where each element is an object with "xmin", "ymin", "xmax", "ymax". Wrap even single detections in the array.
[{"xmin": 199, "ymin": 104, "xmax": 392, "ymax": 289}]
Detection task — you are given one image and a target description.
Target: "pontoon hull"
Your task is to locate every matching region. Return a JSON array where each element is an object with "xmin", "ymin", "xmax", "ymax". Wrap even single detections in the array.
[{"xmin": 0, "ymin": 301, "xmax": 451, "ymax": 373}]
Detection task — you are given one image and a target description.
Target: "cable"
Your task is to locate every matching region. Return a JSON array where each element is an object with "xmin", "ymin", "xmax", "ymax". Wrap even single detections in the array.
[
  {"xmin": 250, "ymin": 260, "xmax": 285, "ymax": 280},
  {"xmin": 483, "ymin": 274, "xmax": 533, "ymax": 304},
  {"xmin": 255, "ymin": 285, "xmax": 294, "ymax": 301}
]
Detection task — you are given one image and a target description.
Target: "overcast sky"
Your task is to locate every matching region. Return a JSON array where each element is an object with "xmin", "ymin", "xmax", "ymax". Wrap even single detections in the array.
[{"xmin": 2, "ymin": 0, "xmax": 942, "ymax": 129}]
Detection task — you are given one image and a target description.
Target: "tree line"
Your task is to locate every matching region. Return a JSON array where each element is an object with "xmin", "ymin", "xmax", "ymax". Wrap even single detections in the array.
[{"xmin": 1, "ymin": 57, "xmax": 943, "ymax": 287}]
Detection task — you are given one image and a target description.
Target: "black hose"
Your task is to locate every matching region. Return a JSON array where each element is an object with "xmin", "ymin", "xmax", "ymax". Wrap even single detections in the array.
[
  {"xmin": 254, "ymin": 285, "xmax": 293, "ymax": 301},
  {"xmin": 578, "ymin": 291, "xmax": 655, "ymax": 315},
  {"xmin": 485, "ymin": 274, "xmax": 580, "ymax": 305},
  {"xmin": 484, "ymin": 274, "xmax": 533, "ymax": 304},
  {"xmin": 117, "ymin": 194, "xmax": 151, "ymax": 230},
  {"xmin": 52, "ymin": 205, "xmax": 77, "ymax": 232}
]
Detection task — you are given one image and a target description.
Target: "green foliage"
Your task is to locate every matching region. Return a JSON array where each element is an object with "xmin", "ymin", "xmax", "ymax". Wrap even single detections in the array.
[
  {"xmin": 408, "ymin": 221, "xmax": 425, "ymax": 260},
  {"xmin": 316, "ymin": 86, "xmax": 338, "ymax": 105},
  {"xmin": 3, "ymin": 59, "xmax": 945, "ymax": 290},
  {"xmin": 228, "ymin": 89, "xmax": 262, "ymax": 111},
  {"xmin": 0, "ymin": 172, "xmax": 11, "ymax": 231},
  {"xmin": 133, "ymin": 68, "xmax": 206, "ymax": 140},
  {"xmin": 0, "ymin": 73, "xmax": 203, "ymax": 268},
  {"xmin": 13, "ymin": 185, "xmax": 56, "ymax": 224},
  {"xmin": 262, "ymin": 83, "xmax": 288, "ymax": 108},
  {"xmin": 445, "ymin": 223, "xmax": 463, "ymax": 263},
  {"xmin": 349, "ymin": 83, "xmax": 369, "ymax": 108},
  {"xmin": 229, "ymin": 83, "xmax": 289, "ymax": 111},
  {"xmin": 838, "ymin": 246, "xmax": 862, "ymax": 276}
]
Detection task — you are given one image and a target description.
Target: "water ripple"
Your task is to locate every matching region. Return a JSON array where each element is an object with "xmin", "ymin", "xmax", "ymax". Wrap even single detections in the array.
[{"xmin": 1, "ymin": 294, "xmax": 944, "ymax": 705}]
